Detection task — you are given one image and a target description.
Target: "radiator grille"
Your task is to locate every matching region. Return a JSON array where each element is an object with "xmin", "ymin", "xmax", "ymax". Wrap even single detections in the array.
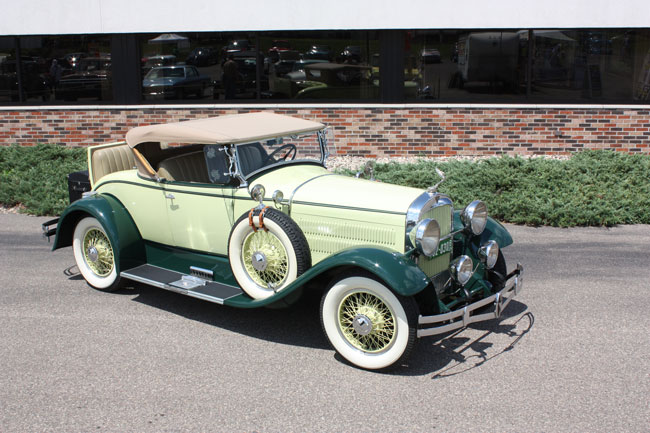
[{"xmin": 418, "ymin": 204, "xmax": 452, "ymax": 278}]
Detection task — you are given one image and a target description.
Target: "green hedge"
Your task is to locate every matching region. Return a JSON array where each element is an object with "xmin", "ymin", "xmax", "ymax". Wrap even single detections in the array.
[
  {"xmin": 1, "ymin": 144, "xmax": 649, "ymax": 226},
  {"xmin": 338, "ymin": 150, "xmax": 650, "ymax": 227},
  {"xmin": 0, "ymin": 144, "xmax": 86, "ymax": 216}
]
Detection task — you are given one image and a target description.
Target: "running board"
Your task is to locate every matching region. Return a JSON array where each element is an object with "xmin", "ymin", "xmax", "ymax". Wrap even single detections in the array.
[{"xmin": 121, "ymin": 264, "xmax": 242, "ymax": 305}]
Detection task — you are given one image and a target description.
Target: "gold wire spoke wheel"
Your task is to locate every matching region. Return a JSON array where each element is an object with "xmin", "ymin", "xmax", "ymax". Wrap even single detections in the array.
[
  {"xmin": 82, "ymin": 228, "xmax": 115, "ymax": 277},
  {"xmin": 241, "ymin": 230, "xmax": 289, "ymax": 288},
  {"xmin": 338, "ymin": 291, "xmax": 397, "ymax": 353}
]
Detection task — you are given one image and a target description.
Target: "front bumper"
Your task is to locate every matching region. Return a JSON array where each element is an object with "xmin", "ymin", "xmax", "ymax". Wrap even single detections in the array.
[{"xmin": 417, "ymin": 263, "xmax": 524, "ymax": 338}]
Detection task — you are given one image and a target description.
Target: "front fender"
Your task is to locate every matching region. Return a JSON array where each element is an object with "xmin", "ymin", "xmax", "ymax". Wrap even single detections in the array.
[
  {"xmin": 305, "ymin": 247, "xmax": 430, "ymax": 296},
  {"xmin": 52, "ymin": 194, "xmax": 145, "ymax": 274},
  {"xmin": 224, "ymin": 246, "xmax": 430, "ymax": 308},
  {"xmin": 453, "ymin": 211, "xmax": 513, "ymax": 248}
]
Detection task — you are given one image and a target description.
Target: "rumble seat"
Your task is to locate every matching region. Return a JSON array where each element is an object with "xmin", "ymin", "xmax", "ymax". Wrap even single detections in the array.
[
  {"xmin": 157, "ymin": 151, "xmax": 210, "ymax": 183},
  {"xmin": 91, "ymin": 144, "xmax": 137, "ymax": 184}
]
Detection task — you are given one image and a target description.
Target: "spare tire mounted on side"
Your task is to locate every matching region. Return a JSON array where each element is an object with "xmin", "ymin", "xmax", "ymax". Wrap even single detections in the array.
[{"xmin": 228, "ymin": 207, "xmax": 311, "ymax": 300}]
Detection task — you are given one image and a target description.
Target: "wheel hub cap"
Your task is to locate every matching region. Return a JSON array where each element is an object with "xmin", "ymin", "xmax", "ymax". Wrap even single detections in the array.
[
  {"xmin": 82, "ymin": 228, "xmax": 114, "ymax": 277},
  {"xmin": 241, "ymin": 230, "xmax": 289, "ymax": 288},
  {"xmin": 251, "ymin": 251, "xmax": 268, "ymax": 271},
  {"xmin": 338, "ymin": 291, "xmax": 396, "ymax": 353},
  {"xmin": 86, "ymin": 246, "xmax": 99, "ymax": 263},
  {"xmin": 352, "ymin": 314, "xmax": 373, "ymax": 336}
]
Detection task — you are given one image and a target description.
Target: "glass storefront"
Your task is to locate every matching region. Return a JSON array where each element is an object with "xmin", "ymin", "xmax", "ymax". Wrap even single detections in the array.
[
  {"xmin": 137, "ymin": 30, "xmax": 379, "ymax": 102},
  {"xmin": 530, "ymin": 29, "xmax": 650, "ymax": 103},
  {"xmin": 404, "ymin": 29, "xmax": 650, "ymax": 104},
  {"xmin": 259, "ymin": 30, "xmax": 379, "ymax": 101},
  {"xmin": 1, "ymin": 29, "xmax": 649, "ymax": 105},
  {"xmin": 0, "ymin": 37, "xmax": 18, "ymax": 102},
  {"xmin": 4, "ymin": 35, "xmax": 113, "ymax": 103},
  {"xmin": 139, "ymin": 32, "xmax": 255, "ymax": 101}
]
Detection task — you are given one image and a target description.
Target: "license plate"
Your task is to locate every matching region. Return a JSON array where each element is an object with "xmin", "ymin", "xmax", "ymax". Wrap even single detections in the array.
[{"xmin": 433, "ymin": 237, "xmax": 453, "ymax": 258}]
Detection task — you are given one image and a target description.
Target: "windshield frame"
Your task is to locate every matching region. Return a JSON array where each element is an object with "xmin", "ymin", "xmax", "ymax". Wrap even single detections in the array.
[{"xmin": 229, "ymin": 127, "xmax": 331, "ymax": 187}]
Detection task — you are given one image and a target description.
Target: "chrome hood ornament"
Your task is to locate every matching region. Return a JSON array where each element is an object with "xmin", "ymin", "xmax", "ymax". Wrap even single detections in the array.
[{"xmin": 427, "ymin": 168, "xmax": 446, "ymax": 194}]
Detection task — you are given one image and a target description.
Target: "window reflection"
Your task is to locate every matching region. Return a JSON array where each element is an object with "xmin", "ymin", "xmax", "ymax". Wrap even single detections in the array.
[
  {"xmin": 7, "ymin": 35, "xmax": 114, "ymax": 103},
  {"xmin": 0, "ymin": 37, "xmax": 19, "ymax": 102},
  {"xmin": 139, "ymin": 32, "xmax": 258, "ymax": 101},
  {"xmin": 531, "ymin": 29, "xmax": 650, "ymax": 103},
  {"xmin": 260, "ymin": 31, "xmax": 379, "ymax": 100},
  {"xmin": 405, "ymin": 29, "xmax": 650, "ymax": 103},
  {"xmin": 405, "ymin": 30, "xmax": 528, "ymax": 102}
]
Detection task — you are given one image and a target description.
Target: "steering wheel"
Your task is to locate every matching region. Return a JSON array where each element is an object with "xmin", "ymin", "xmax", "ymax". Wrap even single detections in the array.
[{"xmin": 263, "ymin": 144, "xmax": 297, "ymax": 164}]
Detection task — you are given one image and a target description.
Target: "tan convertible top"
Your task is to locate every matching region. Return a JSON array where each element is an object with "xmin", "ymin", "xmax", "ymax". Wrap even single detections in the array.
[{"xmin": 125, "ymin": 112, "xmax": 325, "ymax": 148}]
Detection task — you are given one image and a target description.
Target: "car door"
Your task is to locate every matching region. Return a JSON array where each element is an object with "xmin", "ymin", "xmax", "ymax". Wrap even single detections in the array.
[{"xmin": 161, "ymin": 148, "xmax": 235, "ymax": 255}]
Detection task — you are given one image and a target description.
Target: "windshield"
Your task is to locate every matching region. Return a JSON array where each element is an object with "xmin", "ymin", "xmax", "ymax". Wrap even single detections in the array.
[
  {"xmin": 235, "ymin": 129, "xmax": 332, "ymax": 178},
  {"xmin": 146, "ymin": 68, "xmax": 184, "ymax": 79}
]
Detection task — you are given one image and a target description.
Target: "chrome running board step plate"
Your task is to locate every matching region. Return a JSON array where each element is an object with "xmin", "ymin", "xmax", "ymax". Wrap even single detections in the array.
[{"xmin": 121, "ymin": 264, "xmax": 242, "ymax": 305}]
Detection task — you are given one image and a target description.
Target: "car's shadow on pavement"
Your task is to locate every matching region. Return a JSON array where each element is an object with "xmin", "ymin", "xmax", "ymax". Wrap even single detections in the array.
[
  {"xmin": 66, "ymin": 266, "xmax": 533, "ymax": 374},
  {"xmin": 398, "ymin": 301, "xmax": 534, "ymax": 378},
  {"xmin": 125, "ymin": 282, "xmax": 330, "ymax": 350}
]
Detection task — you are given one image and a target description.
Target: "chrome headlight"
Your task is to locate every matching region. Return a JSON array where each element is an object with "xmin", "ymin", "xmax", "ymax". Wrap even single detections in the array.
[
  {"xmin": 461, "ymin": 200, "xmax": 487, "ymax": 235},
  {"xmin": 449, "ymin": 255, "xmax": 473, "ymax": 286},
  {"xmin": 409, "ymin": 218, "xmax": 440, "ymax": 257},
  {"xmin": 478, "ymin": 240, "xmax": 499, "ymax": 269},
  {"xmin": 250, "ymin": 184, "xmax": 265, "ymax": 203},
  {"xmin": 272, "ymin": 189, "xmax": 284, "ymax": 207}
]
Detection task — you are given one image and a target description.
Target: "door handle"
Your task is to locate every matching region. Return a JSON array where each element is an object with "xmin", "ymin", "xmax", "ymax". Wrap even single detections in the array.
[{"xmin": 165, "ymin": 193, "xmax": 175, "ymax": 200}]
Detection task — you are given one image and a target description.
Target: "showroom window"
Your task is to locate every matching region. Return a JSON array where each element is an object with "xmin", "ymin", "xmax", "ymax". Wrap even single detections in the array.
[
  {"xmin": 404, "ymin": 28, "xmax": 650, "ymax": 104},
  {"xmin": 2, "ymin": 29, "xmax": 650, "ymax": 105},
  {"xmin": 2, "ymin": 35, "xmax": 114, "ymax": 104},
  {"xmin": 138, "ymin": 32, "xmax": 256, "ymax": 101},
  {"xmin": 405, "ymin": 29, "xmax": 529, "ymax": 103},
  {"xmin": 258, "ymin": 30, "xmax": 380, "ymax": 101},
  {"xmin": 137, "ymin": 30, "xmax": 379, "ymax": 102},
  {"xmin": 0, "ymin": 37, "xmax": 17, "ymax": 102},
  {"xmin": 530, "ymin": 29, "xmax": 650, "ymax": 103}
]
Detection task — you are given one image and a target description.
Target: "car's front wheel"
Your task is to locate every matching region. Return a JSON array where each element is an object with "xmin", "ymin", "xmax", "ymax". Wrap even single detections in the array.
[
  {"xmin": 72, "ymin": 216, "xmax": 123, "ymax": 291},
  {"xmin": 320, "ymin": 275, "xmax": 418, "ymax": 370}
]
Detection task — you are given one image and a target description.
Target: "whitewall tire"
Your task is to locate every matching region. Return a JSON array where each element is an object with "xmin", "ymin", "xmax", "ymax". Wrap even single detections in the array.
[
  {"xmin": 72, "ymin": 216, "xmax": 122, "ymax": 291},
  {"xmin": 320, "ymin": 275, "xmax": 418, "ymax": 370},
  {"xmin": 228, "ymin": 208, "xmax": 310, "ymax": 300}
]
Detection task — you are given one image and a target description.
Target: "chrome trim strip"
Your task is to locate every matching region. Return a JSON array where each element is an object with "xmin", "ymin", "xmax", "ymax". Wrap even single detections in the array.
[
  {"xmin": 417, "ymin": 263, "xmax": 524, "ymax": 338},
  {"xmin": 190, "ymin": 266, "xmax": 214, "ymax": 280}
]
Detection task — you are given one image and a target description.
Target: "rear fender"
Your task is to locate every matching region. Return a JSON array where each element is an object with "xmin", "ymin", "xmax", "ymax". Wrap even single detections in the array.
[{"xmin": 52, "ymin": 194, "xmax": 145, "ymax": 274}]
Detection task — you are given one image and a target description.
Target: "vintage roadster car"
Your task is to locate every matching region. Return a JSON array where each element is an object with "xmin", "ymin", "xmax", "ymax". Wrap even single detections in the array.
[{"xmin": 43, "ymin": 112, "xmax": 523, "ymax": 370}]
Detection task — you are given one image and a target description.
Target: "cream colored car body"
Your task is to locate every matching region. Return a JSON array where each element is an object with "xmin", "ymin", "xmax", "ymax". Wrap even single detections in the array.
[{"xmin": 94, "ymin": 164, "xmax": 422, "ymax": 263}]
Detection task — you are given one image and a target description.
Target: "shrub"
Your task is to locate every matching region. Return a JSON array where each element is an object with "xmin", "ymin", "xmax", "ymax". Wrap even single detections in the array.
[
  {"xmin": 0, "ymin": 144, "xmax": 87, "ymax": 216},
  {"xmin": 338, "ymin": 151, "xmax": 650, "ymax": 227}
]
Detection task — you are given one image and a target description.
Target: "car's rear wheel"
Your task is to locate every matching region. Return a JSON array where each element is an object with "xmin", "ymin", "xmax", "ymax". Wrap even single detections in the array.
[
  {"xmin": 320, "ymin": 275, "xmax": 418, "ymax": 370},
  {"xmin": 72, "ymin": 216, "xmax": 123, "ymax": 291},
  {"xmin": 228, "ymin": 208, "xmax": 311, "ymax": 300}
]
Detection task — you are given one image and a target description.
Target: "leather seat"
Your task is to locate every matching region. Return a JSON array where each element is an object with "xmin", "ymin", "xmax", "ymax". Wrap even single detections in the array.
[
  {"xmin": 91, "ymin": 144, "xmax": 136, "ymax": 183},
  {"xmin": 237, "ymin": 142, "xmax": 268, "ymax": 175},
  {"xmin": 157, "ymin": 151, "xmax": 210, "ymax": 183}
]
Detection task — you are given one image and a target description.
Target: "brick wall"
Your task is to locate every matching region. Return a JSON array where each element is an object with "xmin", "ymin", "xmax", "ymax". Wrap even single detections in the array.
[{"xmin": 1, "ymin": 107, "xmax": 649, "ymax": 156}]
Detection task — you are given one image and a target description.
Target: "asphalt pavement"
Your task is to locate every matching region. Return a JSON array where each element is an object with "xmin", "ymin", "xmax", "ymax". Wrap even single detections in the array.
[{"xmin": 0, "ymin": 213, "xmax": 648, "ymax": 432}]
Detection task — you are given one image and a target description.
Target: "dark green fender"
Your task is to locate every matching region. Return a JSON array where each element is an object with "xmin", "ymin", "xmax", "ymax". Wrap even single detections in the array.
[
  {"xmin": 52, "ymin": 194, "xmax": 146, "ymax": 274},
  {"xmin": 224, "ymin": 246, "xmax": 431, "ymax": 308},
  {"xmin": 453, "ymin": 211, "xmax": 513, "ymax": 248}
]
